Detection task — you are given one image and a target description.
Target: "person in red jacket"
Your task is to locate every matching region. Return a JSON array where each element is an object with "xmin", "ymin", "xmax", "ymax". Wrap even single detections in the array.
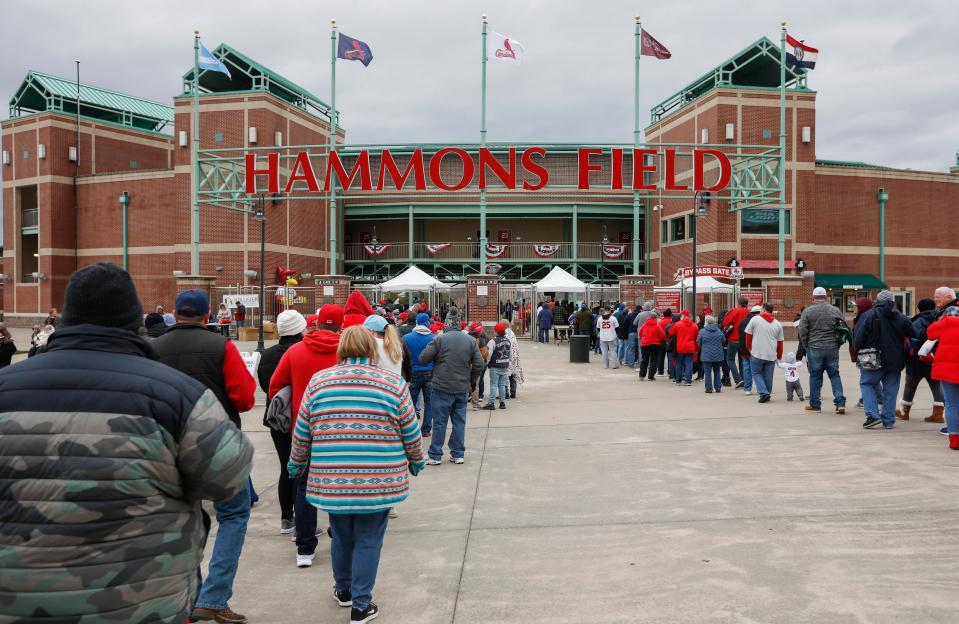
[
  {"xmin": 638, "ymin": 314, "xmax": 666, "ymax": 381},
  {"xmin": 721, "ymin": 297, "xmax": 750, "ymax": 388},
  {"xmin": 342, "ymin": 291, "xmax": 374, "ymax": 329},
  {"xmin": 269, "ymin": 303, "xmax": 343, "ymax": 568},
  {"xmin": 927, "ymin": 306, "xmax": 959, "ymax": 449},
  {"xmin": 669, "ymin": 310, "xmax": 700, "ymax": 386}
]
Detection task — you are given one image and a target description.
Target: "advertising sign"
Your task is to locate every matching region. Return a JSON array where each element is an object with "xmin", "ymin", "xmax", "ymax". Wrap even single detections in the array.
[
  {"xmin": 222, "ymin": 294, "xmax": 259, "ymax": 309},
  {"xmin": 655, "ymin": 290, "xmax": 682, "ymax": 312},
  {"xmin": 675, "ymin": 265, "xmax": 744, "ymax": 280}
]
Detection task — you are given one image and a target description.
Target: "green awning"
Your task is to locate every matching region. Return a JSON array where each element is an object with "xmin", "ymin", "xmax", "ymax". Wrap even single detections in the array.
[{"xmin": 815, "ymin": 274, "xmax": 887, "ymax": 290}]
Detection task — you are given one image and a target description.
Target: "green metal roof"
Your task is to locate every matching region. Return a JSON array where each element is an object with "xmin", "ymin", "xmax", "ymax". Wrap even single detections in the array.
[
  {"xmin": 182, "ymin": 43, "xmax": 332, "ymax": 119},
  {"xmin": 9, "ymin": 71, "xmax": 174, "ymax": 132},
  {"xmin": 650, "ymin": 36, "xmax": 811, "ymax": 123},
  {"xmin": 815, "ymin": 159, "xmax": 890, "ymax": 170},
  {"xmin": 814, "ymin": 274, "xmax": 887, "ymax": 290}
]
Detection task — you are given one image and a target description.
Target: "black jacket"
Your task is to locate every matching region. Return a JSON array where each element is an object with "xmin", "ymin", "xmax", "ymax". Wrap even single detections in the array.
[
  {"xmin": 738, "ymin": 312, "xmax": 759, "ymax": 358},
  {"xmin": 0, "ymin": 340, "xmax": 15, "ymax": 367},
  {"xmin": 0, "ymin": 324, "xmax": 252, "ymax": 622},
  {"xmin": 257, "ymin": 334, "xmax": 302, "ymax": 393},
  {"xmin": 854, "ymin": 299, "xmax": 917, "ymax": 372}
]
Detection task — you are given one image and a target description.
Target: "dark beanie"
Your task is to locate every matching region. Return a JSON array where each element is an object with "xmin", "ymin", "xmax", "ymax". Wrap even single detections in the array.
[
  {"xmin": 917, "ymin": 298, "xmax": 936, "ymax": 312},
  {"xmin": 60, "ymin": 262, "xmax": 143, "ymax": 332}
]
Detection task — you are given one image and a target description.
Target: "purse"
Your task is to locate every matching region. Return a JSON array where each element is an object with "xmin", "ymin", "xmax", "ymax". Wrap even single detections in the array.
[{"xmin": 856, "ymin": 314, "xmax": 883, "ymax": 371}]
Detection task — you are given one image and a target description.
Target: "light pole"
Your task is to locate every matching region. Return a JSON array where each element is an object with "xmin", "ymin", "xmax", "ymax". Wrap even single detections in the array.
[
  {"xmin": 118, "ymin": 191, "xmax": 130, "ymax": 270},
  {"xmin": 255, "ymin": 193, "xmax": 266, "ymax": 353},
  {"xmin": 690, "ymin": 191, "xmax": 709, "ymax": 316},
  {"xmin": 877, "ymin": 187, "xmax": 888, "ymax": 284},
  {"xmin": 600, "ymin": 224, "xmax": 609, "ymax": 305}
]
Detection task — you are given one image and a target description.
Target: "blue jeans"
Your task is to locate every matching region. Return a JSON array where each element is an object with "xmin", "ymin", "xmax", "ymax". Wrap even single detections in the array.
[
  {"xmin": 703, "ymin": 361, "xmax": 723, "ymax": 392},
  {"xmin": 667, "ymin": 352, "xmax": 677, "ymax": 379},
  {"xmin": 538, "ymin": 326, "xmax": 550, "ymax": 343},
  {"xmin": 195, "ymin": 488, "xmax": 251, "ymax": 610},
  {"xmin": 860, "ymin": 368, "xmax": 901, "ymax": 426},
  {"xmin": 725, "ymin": 342, "xmax": 742, "ymax": 384},
  {"xmin": 742, "ymin": 356, "xmax": 753, "ymax": 391},
  {"xmin": 806, "ymin": 347, "xmax": 846, "ymax": 409},
  {"xmin": 294, "ymin": 473, "xmax": 318, "ymax": 555},
  {"xmin": 329, "ymin": 510, "xmax": 390, "ymax": 611},
  {"xmin": 943, "ymin": 381, "xmax": 959, "ymax": 434},
  {"xmin": 410, "ymin": 371, "xmax": 433, "ymax": 434},
  {"xmin": 675, "ymin": 353, "xmax": 693, "ymax": 384},
  {"xmin": 624, "ymin": 334, "xmax": 638, "ymax": 368},
  {"xmin": 429, "ymin": 390, "xmax": 468, "ymax": 460},
  {"xmin": 488, "ymin": 367, "xmax": 509, "ymax": 402},
  {"xmin": 751, "ymin": 357, "xmax": 776, "ymax": 398}
]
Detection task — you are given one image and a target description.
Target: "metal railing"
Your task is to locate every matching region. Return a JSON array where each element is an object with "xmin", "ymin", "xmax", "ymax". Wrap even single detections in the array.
[{"xmin": 345, "ymin": 241, "xmax": 641, "ymax": 262}]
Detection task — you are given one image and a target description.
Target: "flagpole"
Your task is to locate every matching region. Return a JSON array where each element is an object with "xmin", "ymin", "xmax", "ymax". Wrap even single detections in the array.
[
  {"xmin": 479, "ymin": 14, "xmax": 488, "ymax": 274},
  {"xmin": 632, "ymin": 16, "xmax": 641, "ymax": 275},
  {"xmin": 192, "ymin": 30, "xmax": 200, "ymax": 275},
  {"xmin": 329, "ymin": 18, "xmax": 339, "ymax": 276},
  {"xmin": 778, "ymin": 21, "xmax": 787, "ymax": 276}
]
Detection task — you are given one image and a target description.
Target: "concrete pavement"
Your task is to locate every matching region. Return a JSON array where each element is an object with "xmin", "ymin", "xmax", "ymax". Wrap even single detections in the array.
[{"xmin": 217, "ymin": 338, "xmax": 957, "ymax": 624}]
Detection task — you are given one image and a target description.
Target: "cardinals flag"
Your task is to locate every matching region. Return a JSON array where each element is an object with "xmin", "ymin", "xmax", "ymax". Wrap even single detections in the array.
[
  {"xmin": 488, "ymin": 32, "xmax": 526, "ymax": 64},
  {"xmin": 641, "ymin": 30, "xmax": 671, "ymax": 60}
]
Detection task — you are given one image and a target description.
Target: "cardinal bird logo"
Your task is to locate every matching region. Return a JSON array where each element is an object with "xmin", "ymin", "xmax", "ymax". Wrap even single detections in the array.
[
  {"xmin": 344, "ymin": 40, "xmax": 366, "ymax": 62},
  {"xmin": 495, "ymin": 38, "xmax": 517, "ymax": 59}
]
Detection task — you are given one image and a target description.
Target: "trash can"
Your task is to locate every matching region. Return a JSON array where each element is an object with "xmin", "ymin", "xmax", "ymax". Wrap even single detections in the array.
[{"xmin": 569, "ymin": 334, "xmax": 590, "ymax": 363}]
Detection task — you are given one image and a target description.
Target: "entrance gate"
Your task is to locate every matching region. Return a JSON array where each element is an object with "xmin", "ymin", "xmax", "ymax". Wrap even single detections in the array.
[{"xmin": 499, "ymin": 284, "xmax": 534, "ymax": 339}]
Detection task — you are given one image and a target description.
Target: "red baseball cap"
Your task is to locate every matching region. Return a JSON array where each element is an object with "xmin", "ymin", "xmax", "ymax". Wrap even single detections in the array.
[
  {"xmin": 318, "ymin": 304, "xmax": 344, "ymax": 328},
  {"xmin": 399, "ymin": 312, "xmax": 409, "ymax": 320},
  {"xmin": 430, "ymin": 322, "xmax": 444, "ymax": 334},
  {"xmin": 494, "ymin": 322, "xmax": 506, "ymax": 334},
  {"xmin": 469, "ymin": 321, "xmax": 483, "ymax": 334},
  {"xmin": 681, "ymin": 310, "xmax": 691, "ymax": 317},
  {"xmin": 305, "ymin": 314, "xmax": 321, "ymax": 328},
  {"xmin": 461, "ymin": 321, "xmax": 468, "ymax": 329}
]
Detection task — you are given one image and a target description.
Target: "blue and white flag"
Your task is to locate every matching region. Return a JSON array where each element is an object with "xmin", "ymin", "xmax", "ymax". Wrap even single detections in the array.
[
  {"xmin": 337, "ymin": 33, "xmax": 373, "ymax": 67},
  {"xmin": 198, "ymin": 44, "xmax": 232, "ymax": 78}
]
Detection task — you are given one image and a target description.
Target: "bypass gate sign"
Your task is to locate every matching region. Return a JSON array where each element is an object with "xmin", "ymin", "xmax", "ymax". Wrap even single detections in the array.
[{"xmin": 674, "ymin": 265, "xmax": 744, "ymax": 281}]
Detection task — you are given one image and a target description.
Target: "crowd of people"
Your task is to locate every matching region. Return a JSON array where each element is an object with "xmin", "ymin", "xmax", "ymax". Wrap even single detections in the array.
[
  {"xmin": 0, "ymin": 262, "xmax": 526, "ymax": 624},
  {"xmin": 567, "ymin": 286, "xmax": 959, "ymax": 441}
]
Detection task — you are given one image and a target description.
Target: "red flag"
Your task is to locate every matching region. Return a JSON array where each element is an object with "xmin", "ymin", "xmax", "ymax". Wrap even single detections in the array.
[{"xmin": 641, "ymin": 30, "xmax": 671, "ymax": 60}]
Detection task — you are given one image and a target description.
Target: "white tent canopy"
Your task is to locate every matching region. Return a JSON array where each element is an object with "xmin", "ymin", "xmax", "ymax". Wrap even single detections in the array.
[
  {"xmin": 378, "ymin": 265, "xmax": 449, "ymax": 291},
  {"xmin": 533, "ymin": 266, "xmax": 588, "ymax": 293},
  {"xmin": 666, "ymin": 276, "xmax": 735, "ymax": 291}
]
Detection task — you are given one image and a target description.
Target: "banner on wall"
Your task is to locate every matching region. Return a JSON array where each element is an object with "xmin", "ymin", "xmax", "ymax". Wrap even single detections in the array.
[
  {"xmin": 425, "ymin": 243, "xmax": 451, "ymax": 255},
  {"xmin": 674, "ymin": 265, "xmax": 743, "ymax": 280},
  {"xmin": 654, "ymin": 289, "xmax": 682, "ymax": 312},
  {"xmin": 486, "ymin": 244, "xmax": 508, "ymax": 259},
  {"xmin": 601, "ymin": 244, "xmax": 625, "ymax": 259},
  {"xmin": 533, "ymin": 244, "xmax": 560, "ymax": 258},
  {"xmin": 741, "ymin": 289, "xmax": 765, "ymax": 309},
  {"xmin": 364, "ymin": 244, "xmax": 391, "ymax": 256}
]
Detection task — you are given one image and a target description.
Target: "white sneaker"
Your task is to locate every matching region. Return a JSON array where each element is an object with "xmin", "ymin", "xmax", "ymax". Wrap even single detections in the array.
[
  {"xmin": 744, "ymin": 390, "xmax": 753, "ymax": 396},
  {"xmin": 450, "ymin": 457, "xmax": 465, "ymax": 465},
  {"xmin": 388, "ymin": 508, "xmax": 398, "ymax": 519},
  {"xmin": 297, "ymin": 554, "xmax": 315, "ymax": 568},
  {"xmin": 425, "ymin": 458, "xmax": 442, "ymax": 465}
]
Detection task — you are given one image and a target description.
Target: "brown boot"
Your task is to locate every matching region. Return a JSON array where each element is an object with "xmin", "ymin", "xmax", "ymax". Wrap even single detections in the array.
[
  {"xmin": 896, "ymin": 403, "xmax": 911, "ymax": 420},
  {"xmin": 926, "ymin": 404, "xmax": 945, "ymax": 424}
]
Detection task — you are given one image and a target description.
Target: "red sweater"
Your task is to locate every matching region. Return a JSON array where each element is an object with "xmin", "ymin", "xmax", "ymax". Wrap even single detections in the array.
[
  {"xmin": 269, "ymin": 329, "xmax": 341, "ymax": 420},
  {"xmin": 928, "ymin": 316, "xmax": 959, "ymax": 384},
  {"xmin": 669, "ymin": 318, "xmax": 700, "ymax": 354},
  {"xmin": 722, "ymin": 306, "xmax": 749, "ymax": 341},
  {"xmin": 639, "ymin": 317, "xmax": 667, "ymax": 346}
]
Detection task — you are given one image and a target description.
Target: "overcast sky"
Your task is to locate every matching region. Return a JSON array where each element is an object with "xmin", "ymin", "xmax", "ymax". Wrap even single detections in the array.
[{"xmin": 2, "ymin": 0, "xmax": 958, "ymax": 173}]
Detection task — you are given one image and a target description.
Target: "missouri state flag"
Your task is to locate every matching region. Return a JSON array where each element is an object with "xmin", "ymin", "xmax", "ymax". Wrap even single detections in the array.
[
  {"xmin": 337, "ymin": 33, "xmax": 373, "ymax": 66},
  {"xmin": 786, "ymin": 34, "xmax": 818, "ymax": 69}
]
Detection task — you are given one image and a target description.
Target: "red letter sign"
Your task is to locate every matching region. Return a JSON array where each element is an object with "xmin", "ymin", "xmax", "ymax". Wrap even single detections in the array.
[
  {"xmin": 429, "ymin": 148, "xmax": 475, "ymax": 191},
  {"xmin": 284, "ymin": 152, "xmax": 319, "ymax": 193},
  {"xmin": 479, "ymin": 148, "xmax": 516, "ymax": 189},
  {"xmin": 521, "ymin": 147, "xmax": 549, "ymax": 190},
  {"xmin": 377, "ymin": 149, "xmax": 426, "ymax": 190},
  {"xmin": 324, "ymin": 150, "xmax": 373, "ymax": 192},
  {"xmin": 245, "ymin": 152, "xmax": 279, "ymax": 194},
  {"xmin": 631, "ymin": 148, "xmax": 657, "ymax": 191},
  {"xmin": 577, "ymin": 148, "xmax": 602, "ymax": 190},
  {"xmin": 694, "ymin": 149, "xmax": 732, "ymax": 192},
  {"xmin": 663, "ymin": 149, "xmax": 689, "ymax": 191},
  {"xmin": 611, "ymin": 148, "xmax": 623, "ymax": 190}
]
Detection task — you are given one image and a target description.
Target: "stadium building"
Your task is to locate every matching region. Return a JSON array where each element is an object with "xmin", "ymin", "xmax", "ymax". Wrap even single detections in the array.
[{"xmin": 2, "ymin": 37, "xmax": 956, "ymax": 327}]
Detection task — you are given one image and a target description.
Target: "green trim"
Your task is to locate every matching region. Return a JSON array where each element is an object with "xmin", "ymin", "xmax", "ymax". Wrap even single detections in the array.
[
  {"xmin": 9, "ymin": 71, "xmax": 173, "ymax": 132},
  {"xmin": 814, "ymin": 274, "xmax": 888, "ymax": 290},
  {"xmin": 650, "ymin": 36, "xmax": 810, "ymax": 123},
  {"xmin": 181, "ymin": 43, "xmax": 332, "ymax": 117},
  {"xmin": 5, "ymin": 110, "xmax": 172, "ymax": 138},
  {"xmin": 815, "ymin": 159, "xmax": 890, "ymax": 170}
]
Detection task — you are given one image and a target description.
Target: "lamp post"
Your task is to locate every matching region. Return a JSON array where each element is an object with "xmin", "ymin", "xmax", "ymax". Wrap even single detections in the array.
[
  {"xmin": 600, "ymin": 224, "xmax": 610, "ymax": 305},
  {"xmin": 690, "ymin": 191, "xmax": 709, "ymax": 316},
  {"xmin": 118, "ymin": 191, "xmax": 130, "ymax": 270},
  {"xmin": 877, "ymin": 187, "xmax": 889, "ymax": 284},
  {"xmin": 255, "ymin": 193, "xmax": 266, "ymax": 353}
]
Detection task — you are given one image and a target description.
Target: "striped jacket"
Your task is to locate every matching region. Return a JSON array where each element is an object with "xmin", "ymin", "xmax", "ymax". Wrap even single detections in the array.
[{"xmin": 288, "ymin": 357, "xmax": 426, "ymax": 513}]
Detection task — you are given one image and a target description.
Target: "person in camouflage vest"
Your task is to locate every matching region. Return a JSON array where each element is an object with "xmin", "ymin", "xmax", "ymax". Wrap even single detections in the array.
[{"xmin": 0, "ymin": 263, "xmax": 253, "ymax": 624}]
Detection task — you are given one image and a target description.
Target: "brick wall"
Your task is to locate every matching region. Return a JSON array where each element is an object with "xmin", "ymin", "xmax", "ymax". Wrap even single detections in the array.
[{"xmin": 467, "ymin": 275, "xmax": 499, "ymax": 325}]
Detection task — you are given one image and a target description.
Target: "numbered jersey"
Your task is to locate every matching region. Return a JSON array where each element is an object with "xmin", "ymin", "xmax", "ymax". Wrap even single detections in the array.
[{"xmin": 598, "ymin": 315, "xmax": 619, "ymax": 342}]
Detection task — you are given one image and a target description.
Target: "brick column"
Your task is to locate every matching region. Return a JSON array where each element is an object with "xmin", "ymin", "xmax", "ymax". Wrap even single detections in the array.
[
  {"xmin": 315, "ymin": 275, "xmax": 352, "ymax": 307},
  {"xmin": 763, "ymin": 275, "xmax": 807, "ymax": 340},
  {"xmin": 618, "ymin": 274, "xmax": 656, "ymax": 307},
  {"xmin": 467, "ymin": 274, "xmax": 499, "ymax": 327}
]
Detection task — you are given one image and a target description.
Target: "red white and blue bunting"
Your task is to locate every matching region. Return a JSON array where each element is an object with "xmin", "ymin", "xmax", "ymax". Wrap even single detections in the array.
[
  {"xmin": 602, "ymin": 244, "xmax": 625, "ymax": 259},
  {"xmin": 533, "ymin": 244, "xmax": 561, "ymax": 258},
  {"xmin": 364, "ymin": 243, "xmax": 391, "ymax": 256},
  {"xmin": 425, "ymin": 243, "xmax": 451, "ymax": 255},
  {"xmin": 485, "ymin": 244, "xmax": 508, "ymax": 259}
]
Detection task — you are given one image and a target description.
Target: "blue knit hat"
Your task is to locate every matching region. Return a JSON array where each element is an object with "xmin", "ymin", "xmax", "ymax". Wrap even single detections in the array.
[{"xmin": 416, "ymin": 312, "xmax": 431, "ymax": 326}]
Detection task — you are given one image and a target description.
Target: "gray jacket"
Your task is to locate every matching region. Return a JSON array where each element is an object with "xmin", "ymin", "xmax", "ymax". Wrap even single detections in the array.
[
  {"xmin": 799, "ymin": 301, "xmax": 844, "ymax": 349},
  {"xmin": 419, "ymin": 329, "xmax": 484, "ymax": 395},
  {"xmin": 633, "ymin": 301, "xmax": 655, "ymax": 328}
]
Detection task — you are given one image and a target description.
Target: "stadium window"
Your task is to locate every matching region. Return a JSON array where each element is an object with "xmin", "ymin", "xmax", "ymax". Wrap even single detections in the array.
[
  {"xmin": 740, "ymin": 209, "xmax": 791, "ymax": 235},
  {"xmin": 671, "ymin": 217, "xmax": 686, "ymax": 241},
  {"xmin": 661, "ymin": 220, "xmax": 668, "ymax": 243}
]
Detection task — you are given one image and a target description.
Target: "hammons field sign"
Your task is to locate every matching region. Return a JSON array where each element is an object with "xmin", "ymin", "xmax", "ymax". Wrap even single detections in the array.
[{"xmin": 244, "ymin": 147, "xmax": 732, "ymax": 194}]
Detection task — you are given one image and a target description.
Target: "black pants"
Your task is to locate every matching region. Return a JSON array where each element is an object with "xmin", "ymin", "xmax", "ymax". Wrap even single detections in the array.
[
  {"xmin": 269, "ymin": 428, "xmax": 295, "ymax": 521},
  {"xmin": 508, "ymin": 374, "xmax": 518, "ymax": 398},
  {"xmin": 902, "ymin": 363, "xmax": 943, "ymax": 404},
  {"xmin": 639, "ymin": 344, "xmax": 659, "ymax": 380}
]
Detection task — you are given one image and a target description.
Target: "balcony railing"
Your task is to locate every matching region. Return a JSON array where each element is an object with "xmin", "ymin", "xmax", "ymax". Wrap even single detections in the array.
[
  {"xmin": 21, "ymin": 208, "xmax": 38, "ymax": 229},
  {"xmin": 345, "ymin": 242, "xmax": 641, "ymax": 262}
]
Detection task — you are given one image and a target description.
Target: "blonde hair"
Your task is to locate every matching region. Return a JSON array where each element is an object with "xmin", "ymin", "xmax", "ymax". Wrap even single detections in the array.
[
  {"xmin": 337, "ymin": 325, "xmax": 377, "ymax": 362},
  {"xmin": 381, "ymin": 323, "xmax": 403, "ymax": 364}
]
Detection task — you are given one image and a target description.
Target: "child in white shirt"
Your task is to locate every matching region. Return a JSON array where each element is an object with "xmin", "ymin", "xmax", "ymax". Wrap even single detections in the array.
[{"xmin": 778, "ymin": 352, "xmax": 805, "ymax": 401}]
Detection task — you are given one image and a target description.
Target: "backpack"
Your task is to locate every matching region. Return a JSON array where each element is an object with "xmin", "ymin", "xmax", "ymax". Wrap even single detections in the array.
[
  {"xmin": 834, "ymin": 317, "xmax": 852, "ymax": 346},
  {"xmin": 665, "ymin": 323, "xmax": 678, "ymax": 354}
]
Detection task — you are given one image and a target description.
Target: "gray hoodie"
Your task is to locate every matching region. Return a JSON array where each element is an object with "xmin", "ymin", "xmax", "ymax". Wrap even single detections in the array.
[{"xmin": 633, "ymin": 301, "xmax": 655, "ymax": 328}]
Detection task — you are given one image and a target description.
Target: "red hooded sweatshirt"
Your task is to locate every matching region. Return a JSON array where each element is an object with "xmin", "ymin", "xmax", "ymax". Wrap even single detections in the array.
[
  {"xmin": 669, "ymin": 318, "xmax": 700, "ymax": 354},
  {"xmin": 639, "ymin": 316, "xmax": 667, "ymax": 346},
  {"xmin": 269, "ymin": 329, "xmax": 341, "ymax": 424},
  {"xmin": 342, "ymin": 291, "xmax": 374, "ymax": 329}
]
